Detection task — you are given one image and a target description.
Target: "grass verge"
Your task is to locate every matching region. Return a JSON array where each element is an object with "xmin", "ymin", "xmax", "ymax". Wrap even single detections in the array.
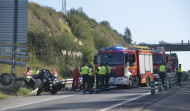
[
  {"xmin": 0, "ymin": 94, "xmax": 6, "ymax": 100},
  {"xmin": 17, "ymin": 88, "xmax": 31, "ymax": 96}
]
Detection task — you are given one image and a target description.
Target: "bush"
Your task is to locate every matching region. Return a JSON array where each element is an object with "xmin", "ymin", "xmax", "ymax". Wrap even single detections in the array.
[
  {"xmin": 0, "ymin": 94, "xmax": 6, "ymax": 100},
  {"xmin": 17, "ymin": 88, "xmax": 30, "ymax": 96}
]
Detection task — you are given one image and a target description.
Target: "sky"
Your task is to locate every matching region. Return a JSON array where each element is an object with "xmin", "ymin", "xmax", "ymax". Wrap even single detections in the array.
[{"xmin": 29, "ymin": 0, "xmax": 190, "ymax": 71}]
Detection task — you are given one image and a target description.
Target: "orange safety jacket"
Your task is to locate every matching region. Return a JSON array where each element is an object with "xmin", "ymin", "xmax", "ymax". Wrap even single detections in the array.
[{"xmin": 24, "ymin": 70, "xmax": 32, "ymax": 76}]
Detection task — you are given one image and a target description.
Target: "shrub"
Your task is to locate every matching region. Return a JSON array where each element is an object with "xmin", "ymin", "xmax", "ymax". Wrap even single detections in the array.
[
  {"xmin": 17, "ymin": 88, "xmax": 30, "ymax": 96},
  {"xmin": 0, "ymin": 94, "xmax": 6, "ymax": 100}
]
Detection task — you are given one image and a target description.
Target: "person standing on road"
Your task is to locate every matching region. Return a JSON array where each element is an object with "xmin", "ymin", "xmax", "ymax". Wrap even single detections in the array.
[
  {"xmin": 72, "ymin": 65, "xmax": 80, "ymax": 90},
  {"xmin": 105, "ymin": 63, "xmax": 111, "ymax": 90},
  {"xmin": 176, "ymin": 64, "xmax": 182, "ymax": 86},
  {"xmin": 95, "ymin": 64, "xmax": 101, "ymax": 93},
  {"xmin": 100, "ymin": 63, "xmax": 106, "ymax": 91},
  {"xmin": 159, "ymin": 64, "xmax": 166, "ymax": 86},
  {"xmin": 33, "ymin": 67, "xmax": 40, "ymax": 75},
  {"xmin": 80, "ymin": 63, "xmax": 89, "ymax": 94},
  {"xmin": 88, "ymin": 65, "xmax": 94, "ymax": 94}
]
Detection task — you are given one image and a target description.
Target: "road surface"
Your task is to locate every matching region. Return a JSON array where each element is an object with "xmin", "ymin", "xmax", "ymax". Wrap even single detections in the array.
[{"xmin": 0, "ymin": 86, "xmax": 153, "ymax": 111}]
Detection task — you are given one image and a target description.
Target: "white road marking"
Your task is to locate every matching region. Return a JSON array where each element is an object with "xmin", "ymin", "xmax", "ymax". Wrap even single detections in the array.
[
  {"xmin": 98, "ymin": 92, "xmax": 150, "ymax": 111},
  {"xmin": 0, "ymin": 95, "xmax": 74, "ymax": 111}
]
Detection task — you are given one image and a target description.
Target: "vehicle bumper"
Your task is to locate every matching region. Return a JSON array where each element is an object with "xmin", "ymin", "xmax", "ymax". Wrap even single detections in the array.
[{"xmin": 109, "ymin": 77, "xmax": 130, "ymax": 86}]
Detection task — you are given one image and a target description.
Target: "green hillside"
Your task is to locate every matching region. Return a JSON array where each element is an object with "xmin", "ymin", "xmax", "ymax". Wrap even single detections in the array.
[{"xmin": 0, "ymin": 3, "xmax": 128, "ymax": 79}]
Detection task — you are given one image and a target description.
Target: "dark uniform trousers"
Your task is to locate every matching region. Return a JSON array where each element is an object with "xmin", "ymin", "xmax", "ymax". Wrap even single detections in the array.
[
  {"xmin": 88, "ymin": 75, "xmax": 94, "ymax": 92},
  {"xmin": 159, "ymin": 72, "xmax": 165, "ymax": 85},
  {"xmin": 105, "ymin": 74, "xmax": 110, "ymax": 88},
  {"xmin": 177, "ymin": 72, "xmax": 182, "ymax": 84},
  {"xmin": 82, "ymin": 74, "xmax": 89, "ymax": 91},
  {"xmin": 96, "ymin": 74, "xmax": 100, "ymax": 90},
  {"xmin": 100, "ymin": 74, "xmax": 105, "ymax": 89}
]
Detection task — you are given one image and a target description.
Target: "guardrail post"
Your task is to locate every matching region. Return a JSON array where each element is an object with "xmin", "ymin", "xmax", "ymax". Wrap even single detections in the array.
[
  {"xmin": 151, "ymin": 80, "xmax": 155, "ymax": 95},
  {"xmin": 164, "ymin": 78, "xmax": 168, "ymax": 90},
  {"xmin": 158, "ymin": 79, "xmax": 162, "ymax": 92},
  {"xmin": 169, "ymin": 78, "xmax": 172, "ymax": 88}
]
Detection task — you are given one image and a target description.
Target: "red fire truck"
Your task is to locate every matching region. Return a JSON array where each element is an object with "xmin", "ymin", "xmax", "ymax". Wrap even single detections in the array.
[
  {"xmin": 166, "ymin": 53, "xmax": 178, "ymax": 77},
  {"xmin": 94, "ymin": 46, "xmax": 154, "ymax": 88},
  {"xmin": 152, "ymin": 50, "xmax": 166, "ymax": 82}
]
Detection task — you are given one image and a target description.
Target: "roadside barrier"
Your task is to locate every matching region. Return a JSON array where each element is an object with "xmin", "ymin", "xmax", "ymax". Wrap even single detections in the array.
[
  {"xmin": 158, "ymin": 79, "xmax": 162, "ymax": 92},
  {"xmin": 164, "ymin": 78, "xmax": 168, "ymax": 90},
  {"xmin": 151, "ymin": 80, "xmax": 155, "ymax": 95}
]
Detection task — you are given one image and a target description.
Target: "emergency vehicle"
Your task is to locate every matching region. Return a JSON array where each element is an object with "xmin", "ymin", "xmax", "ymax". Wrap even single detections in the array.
[
  {"xmin": 152, "ymin": 50, "xmax": 166, "ymax": 82},
  {"xmin": 94, "ymin": 46, "xmax": 154, "ymax": 88},
  {"xmin": 166, "ymin": 53, "xmax": 178, "ymax": 77}
]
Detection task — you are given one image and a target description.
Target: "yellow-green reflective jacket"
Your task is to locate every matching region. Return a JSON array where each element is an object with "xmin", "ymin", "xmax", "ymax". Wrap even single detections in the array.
[
  {"xmin": 159, "ymin": 65, "xmax": 166, "ymax": 72},
  {"xmin": 100, "ymin": 66, "xmax": 106, "ymax": 75},
  {"xmin": 88, "ymin": 68, "xmax": 94, "ymax": 76},
  {"xmin": 96, "ymin": 67, "xmax": 101, "ymax": 74},
  {"xmin": 33, "ymin": 70, "xmax": 39, "ymax": 75},
  {"xmin": 177, "ymin": 67, "xmax": 182, "ymax": 72},
  {"xmin": 81, "ymin": 66, "xmax": 89, "ymax": 75},
  {"xmin": 26, "ymin": 76, "xmax": 32, "ymax": 83}
]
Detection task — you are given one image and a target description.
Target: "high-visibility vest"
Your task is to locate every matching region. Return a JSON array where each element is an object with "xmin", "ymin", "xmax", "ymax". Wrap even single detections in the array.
[
  {"xmin": 177, "ymin": 67, "xmax": 182, "ymax": 72},
  {"xmin": 96, "ymin": 67, "xmax": 101, "ymax": 74},
  {"xmin": 159, "ymin": 65, "xmax": 166, "ymax": 72},
  {"xmin": 81, "ymin": 66, "xmax": 89, "ymax": 75},
  {"xmin": 24, "ymin": 70, "xmax": 32, "ymax": 76},
  {"xmin": 106, "ymin": 66, "xmax": 111, "ymax": 74},
  {"xmin": 88, "ymin": 68, "xmax": 93, "ymax": 76},
  {"xmin": 26, "ymin": 76, "xmax": 32, "ymax": 83},
  {"xmin": 33, "ymin": 70, "xmax": 39, "ymax": 75},
  {"xmin": 100, "ymin": 66, "xmax": 106, "ymax": 75}
]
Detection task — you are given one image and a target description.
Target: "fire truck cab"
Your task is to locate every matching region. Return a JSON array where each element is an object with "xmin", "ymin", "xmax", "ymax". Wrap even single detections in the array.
[{"xmin": 94, "ymin": 46, "xmax": 154, "ymax": 88}]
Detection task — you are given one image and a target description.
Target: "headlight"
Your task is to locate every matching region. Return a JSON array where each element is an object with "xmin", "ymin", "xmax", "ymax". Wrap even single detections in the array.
[
  {"xmin": 43, "ymin": 79, "xmax": 47, "ymax": 82},
  {"xmin": 52, "ymin": 81, "xmax": 56, "ymax": 85}
]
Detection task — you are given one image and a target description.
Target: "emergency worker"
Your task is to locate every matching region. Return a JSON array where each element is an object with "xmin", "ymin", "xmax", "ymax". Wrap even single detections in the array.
[
  {"xmin": 88, "ymin": 65, "xmax": 94, "ymax": 94},
  {"xmin": 80, "ymin": 63, "xmax": 89, "ymax": 94},
  {"xmin": 33, "ymin": 67, "xmax": 39, "ymax": 75},
  {"xmin": 52, "ymin": 68, "xmax": 58, "ymax": 78},
  {"xmin": 100, "ymin": 63, "xmax": 106, "ymax": 90},
  {"xmin": 159, "ymin": 64, "xmax": 166, "ymax": 85},
  {"xmin": 25, "ymin": 76, "xmax": 35, "ymax": 89},
  {"xmin": 95, "ymin": 64, "xmax": 101, "ymax": 93},
  {"xmin": 105, "ymin": 63, "xmax": 111, "ymax": 89},
  {"xmin": 24, "ymin": 67, "xmax": 32, "ymax": 76},
  {"xmin": 72, "ymin": 65, "xmax": 80, "ymax": 90},
  {"xmin": 176, "ymin": 64, "xmax": 182, "ymax": 86},
  {"xmin": 29, "ymin": 67, "xmax": 33, "ymax": 75}
]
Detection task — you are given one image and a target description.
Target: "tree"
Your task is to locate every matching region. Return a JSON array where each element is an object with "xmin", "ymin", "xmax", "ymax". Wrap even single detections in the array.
[
  {"xmin": 187, "ymin": 70, "xmax": 190, "ymax": 73},
  {"xmin": 124, "ymin": 27, "xmax": 132, "ymax": 44}
]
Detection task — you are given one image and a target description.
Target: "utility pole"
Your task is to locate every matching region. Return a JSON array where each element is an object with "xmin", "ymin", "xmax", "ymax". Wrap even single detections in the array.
[{"xmin": 62, "ymin": 0, "xmax": 67, "ymax": 14}]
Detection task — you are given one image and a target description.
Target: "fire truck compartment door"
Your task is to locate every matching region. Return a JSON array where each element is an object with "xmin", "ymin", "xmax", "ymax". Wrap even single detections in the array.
[
  {"xmin": 145, "ymin": 55, "xmax": 151, "ymax": 72},
  {"xmin": 139, "ymin": 55, "xmax": 145, "ymax": 74},
  {"xmin": 150, "ymin": 55, "xmax": 153, "ymax": 73}
]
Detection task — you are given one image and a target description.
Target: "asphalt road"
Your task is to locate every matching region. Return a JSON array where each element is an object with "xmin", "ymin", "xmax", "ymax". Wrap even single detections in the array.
[{"xmin": 0, "ymin": 86, "xmax": 153, "ymax": 111}]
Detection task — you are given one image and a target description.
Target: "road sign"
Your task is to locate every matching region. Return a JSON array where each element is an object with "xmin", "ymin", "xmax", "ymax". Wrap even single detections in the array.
[{"xmin": 0, "ymin": 0, "xmax": 28, "ymax": 73}]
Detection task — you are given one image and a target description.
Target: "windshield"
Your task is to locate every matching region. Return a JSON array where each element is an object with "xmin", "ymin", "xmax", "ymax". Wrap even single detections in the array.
[
  {"xmin": 153, "ymin": 54, "xmax": 163, "ymax": 65},
  {"xmin": 97, "ymin": 53, "xmax": 123, "ymax": 65}
]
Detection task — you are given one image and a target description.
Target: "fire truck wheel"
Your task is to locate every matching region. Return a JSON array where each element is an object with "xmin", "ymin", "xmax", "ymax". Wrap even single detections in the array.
[{"xmin": 0, "ymin": 73, "xmax": 13, "ymax": 86}]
